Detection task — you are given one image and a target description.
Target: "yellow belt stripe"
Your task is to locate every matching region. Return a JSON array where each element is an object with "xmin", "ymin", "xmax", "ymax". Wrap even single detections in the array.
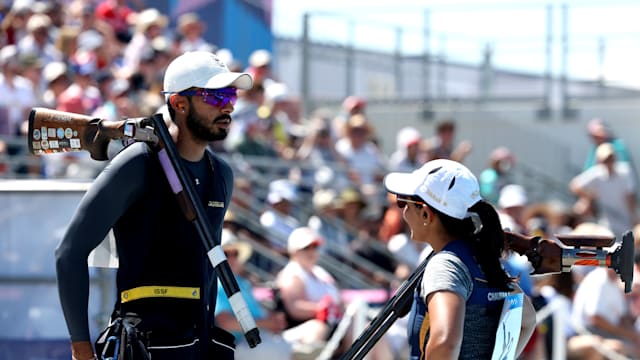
[{"xmin": 121, "ymin": 286, "xmax": 200, "ymax": 304}]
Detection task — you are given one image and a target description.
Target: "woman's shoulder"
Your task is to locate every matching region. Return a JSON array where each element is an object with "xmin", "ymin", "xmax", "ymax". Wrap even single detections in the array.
[{"xmin": 427, "ymin": 250, "xmax": 467, "ymax": 270}]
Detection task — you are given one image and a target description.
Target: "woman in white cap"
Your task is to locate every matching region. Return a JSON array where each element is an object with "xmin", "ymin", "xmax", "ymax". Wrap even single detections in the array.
[{"xmin": 383, "ymin": 159, "xmax": 535, "ymax": 359}]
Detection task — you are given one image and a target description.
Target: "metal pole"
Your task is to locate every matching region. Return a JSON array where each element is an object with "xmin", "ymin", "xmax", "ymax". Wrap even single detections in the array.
[
  {"xmin": 422, "ymin": 9, "xmax": 431, "ymax": 101},
  {"xmin": 395, "ymin": 26, "xmax": 403, "ymax": 97},
  {"xmin": 598, "ymin": 36, "xmax": 606, "ymax": 89},
  {"xmin": 479, "ymin": 42, "xmax": 493, "ymax": 101},
  {"xmin": 438, "ymin": 35, "xmax": 447, "ymax": 99},
  {"xmin": 544, "ymin": 3, "xmax": 553, "ymax": 108},
  {"xmin": 561, "ymin": 3, "xmax": 569, "ymax": 116},
  {"xmin": 301, "ymin": 12, "xmax": 311, "ymax": 118},
  {"xmin": 346, "ymin": 19, "xmax": 355, "ymax": 97}
]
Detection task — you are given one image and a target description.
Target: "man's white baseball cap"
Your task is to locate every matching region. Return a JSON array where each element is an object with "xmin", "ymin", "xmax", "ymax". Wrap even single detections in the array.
[
  {"xmin": 163, "ymin": 51, "xmax": 253, "ymax": 94},
  {"xmin": 384, "ymin": 158, "xmax": 481, "ymax": 219}
]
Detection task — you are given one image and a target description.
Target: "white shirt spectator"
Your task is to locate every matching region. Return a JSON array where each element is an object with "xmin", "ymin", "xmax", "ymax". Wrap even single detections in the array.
[
  {"xmin": 335, "ymin": 137, "xmax": 386, "ymax": 186},
  {"xmin": 571, "ymin": 267, "xmax": 629, "ymax": 336},
  {"xmin": 571, "ymin": 162, "xmax": 635, "ymax": 236},
  {"xmin": 0, "ymin": 73, "xmax": 36, "ymax": 136}
]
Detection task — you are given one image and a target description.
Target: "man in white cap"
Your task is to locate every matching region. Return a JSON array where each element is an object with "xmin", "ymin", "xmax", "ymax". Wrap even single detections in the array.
[{"xmin": 55, "ymin": 51, "xmax": 252, "ymax": 359}]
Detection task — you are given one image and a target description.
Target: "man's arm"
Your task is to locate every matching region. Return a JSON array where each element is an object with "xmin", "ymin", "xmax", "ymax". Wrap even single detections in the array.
[{"xmin": 55, "ymin": 144, "xmax": 150, "ymax": 356}]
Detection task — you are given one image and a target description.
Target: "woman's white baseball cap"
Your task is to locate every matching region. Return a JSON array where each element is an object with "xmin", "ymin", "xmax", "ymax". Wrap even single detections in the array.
[
  {"xmin": 384, "ymin": 158, "xmax": 481, "ymax": 219},
  {"xmin": 163, "ymin": 51, "xmax": 253, "ymax": 94}
]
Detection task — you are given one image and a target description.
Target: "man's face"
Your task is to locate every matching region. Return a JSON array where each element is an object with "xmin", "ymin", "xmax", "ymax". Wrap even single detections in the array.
[
  {"xmin": 185, "ymin": 105, "xmax": 231, "ymax": 142},
  {"xmin": 183, "ymin": 88, "xmax": 236, "ymax": 142}
]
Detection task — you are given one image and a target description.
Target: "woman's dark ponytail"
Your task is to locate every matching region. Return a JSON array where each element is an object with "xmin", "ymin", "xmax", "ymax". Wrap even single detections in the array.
[
  {"xmin": 468, "ymin": 200, "xmax": 511, "ymax": 290},
  {"xmin": 428, "ymin": 200, "xmax": 512, "ymax": 290}
]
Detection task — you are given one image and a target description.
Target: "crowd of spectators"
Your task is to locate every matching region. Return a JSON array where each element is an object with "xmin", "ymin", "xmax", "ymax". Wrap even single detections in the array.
[{"xmin": 1, "ymin": 1, "xmax": 639, "ymax": 359}]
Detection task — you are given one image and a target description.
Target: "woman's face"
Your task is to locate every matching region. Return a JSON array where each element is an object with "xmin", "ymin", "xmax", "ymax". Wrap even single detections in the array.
[{"xmin": 396, "ymin": 195, "xmax": 429, "ymax": 242}]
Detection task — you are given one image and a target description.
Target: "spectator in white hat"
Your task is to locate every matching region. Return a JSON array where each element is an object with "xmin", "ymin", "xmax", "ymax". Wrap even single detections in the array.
[
  {"xmin": 497, "ymin": 183, "xmax": 528, "ymax": 233},
  {"xmin": 496, "ymin": 184, "xmax": 536, "ymax": 298},
  {"xmin": 121, "ymin": 7, "xmax": 167, "ymax": 77},
  {"xmin": 389, "ymin": 126, "xmax": 424, "ymax": 172},
  {"xmin": 259, "ymin": 179, "xmax": 301, "ymax": 251},
  {"xmin": 246, "ymin": 48, "xmax": 274, "ymax": 85},
  {"xmin": 569, "ymin": 222, "xmax": 640, "ymax": 359},
  {"xmin": 276, "ymin": 227, "xmax": 340, "ymax": 348},
  {"xmin": 177, "ymin": 12, "xmax": 214, "ymax": 53},
  {"xmin": 1, "ymin": 0, "xmax": 33, "ymax": 47},
  {"xmin": 215, "ymin": 228, "xmax": 293, "ymax": 360},
  {"xmin": 383, "ymin": 158, "xmax": 536, "ymax": 359},
  {"xmin": 570, "ymin": 142, "xmax": 638, "ymax": 237},
  {"xmin": 0, "ymin": 45, "xmax": 36, "ymax": 137},
  {"xmin": 276, "ymin": 227, "xmax": 395, "ymax": 358},
  {"xmin": 17, "ymin": 13, "xmax": 62, "ymax": 66},
  {"xmin": 583, "ymin": 117, "xmax": 633, "ymax": 171}
]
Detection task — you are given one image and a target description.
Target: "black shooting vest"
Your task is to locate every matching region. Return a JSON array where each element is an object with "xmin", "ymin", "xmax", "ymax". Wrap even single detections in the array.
[{"xmin": 111, "ymin": 147, "xmax": 231, "ymax": 335}]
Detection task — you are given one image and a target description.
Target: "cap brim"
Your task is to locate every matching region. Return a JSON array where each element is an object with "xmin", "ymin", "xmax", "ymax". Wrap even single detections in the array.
[
  {"xmin": 383, "ymin": 172, "xmax": 421, "ymax": 196},
  {"xmin": 203, "ymin": 72, "xmax": 253, "ymax": 90}
]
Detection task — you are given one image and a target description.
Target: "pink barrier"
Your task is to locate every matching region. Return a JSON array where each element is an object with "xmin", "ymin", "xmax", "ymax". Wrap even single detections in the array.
[{"xmin": 252, "ymin": 287, "xmax": 390, "ymax": 304}]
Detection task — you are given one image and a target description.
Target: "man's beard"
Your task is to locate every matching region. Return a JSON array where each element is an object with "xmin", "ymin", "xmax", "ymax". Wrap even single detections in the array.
[{"xmin": 186, "ymin": 111, "xmax": 231, "ymax": 142}]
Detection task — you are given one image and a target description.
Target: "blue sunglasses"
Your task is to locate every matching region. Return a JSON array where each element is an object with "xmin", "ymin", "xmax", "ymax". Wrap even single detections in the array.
[{"xmin": 174, "ymin": 87, "xmax": 238, "ymax": 108}]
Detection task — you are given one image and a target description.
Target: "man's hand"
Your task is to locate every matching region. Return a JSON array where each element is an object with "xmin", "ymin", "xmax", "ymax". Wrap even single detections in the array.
[{"xmin": 71, "ymin": 341, "xmax": 96, "ymax": 360}]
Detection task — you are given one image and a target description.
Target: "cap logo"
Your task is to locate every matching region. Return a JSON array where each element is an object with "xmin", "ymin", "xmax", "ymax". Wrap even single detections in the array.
[
  {"xmin": 209, "ymin": 53, "xmax": 228, "ymax": 69},
  {"xmin": 470, "ymin": 190, "xmax": 479, "ymax": 199},
  {"xmin": 425, "ymin": 187, "xmax": 442, "ymax": 204}
]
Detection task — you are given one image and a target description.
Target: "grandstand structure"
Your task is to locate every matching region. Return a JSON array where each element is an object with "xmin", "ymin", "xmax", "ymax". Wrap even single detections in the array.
[{"xmin": 271, "ymin": 2, "xmax": 640, "ymax": 203}]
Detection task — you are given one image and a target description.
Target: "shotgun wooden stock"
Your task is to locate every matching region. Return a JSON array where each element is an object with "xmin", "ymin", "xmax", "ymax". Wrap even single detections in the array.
[{"xmin": 28, "ymin": 107, "xmax": 127, "ymax": 160}]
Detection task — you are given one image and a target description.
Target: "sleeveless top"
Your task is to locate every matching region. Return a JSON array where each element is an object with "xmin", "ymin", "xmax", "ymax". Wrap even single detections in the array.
[
  {"xmin": 277, "ymin": 261, "xmax": 340, "ymax": 328},
  {"xmin": 408, "ymin": 239, "xmax": 508, "ymax": 359}
]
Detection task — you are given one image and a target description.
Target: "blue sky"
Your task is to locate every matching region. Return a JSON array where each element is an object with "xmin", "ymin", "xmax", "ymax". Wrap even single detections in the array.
[{"xmin": 272, "ymin": 0, "xmax": 640, "ymax": 89}]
